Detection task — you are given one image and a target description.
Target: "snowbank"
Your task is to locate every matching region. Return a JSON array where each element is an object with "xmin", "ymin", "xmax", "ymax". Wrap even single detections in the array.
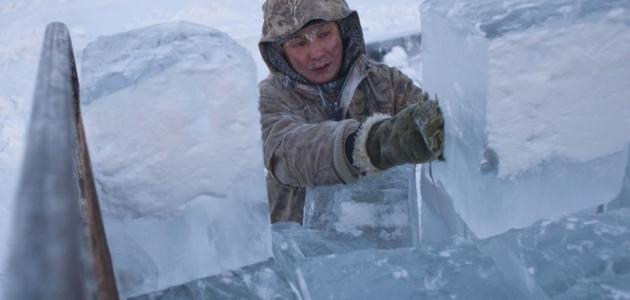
[
  {"xmin": 421, "ymin": 0, "xmax": 630, "ymax": 238},
  {"xmin": 81, "ymin": 22, "xmax": 270, "ymax": 298}
]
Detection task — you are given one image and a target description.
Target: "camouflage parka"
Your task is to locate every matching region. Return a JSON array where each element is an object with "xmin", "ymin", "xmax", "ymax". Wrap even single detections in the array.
[{"xmin": 259, "ymin": 0, "xmax": 424, "ymax": 223}]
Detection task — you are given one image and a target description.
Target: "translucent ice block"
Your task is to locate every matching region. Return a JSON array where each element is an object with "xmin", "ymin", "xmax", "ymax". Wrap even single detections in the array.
[
  {"xmin": 304, "ymin": 165, "xmax": 420, "ymax": 248},
  {"xmin": 421, "ymin": 0, "xmax": 630, "ymax": 238}
]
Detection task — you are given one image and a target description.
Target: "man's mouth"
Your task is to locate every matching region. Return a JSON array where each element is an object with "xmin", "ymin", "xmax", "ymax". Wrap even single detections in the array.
[{"xmin": 311, "ymin": 63, "xmax": 331, "ymax": 74}]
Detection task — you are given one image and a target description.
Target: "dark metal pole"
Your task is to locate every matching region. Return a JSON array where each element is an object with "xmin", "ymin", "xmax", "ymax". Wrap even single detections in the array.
[{"xmin": 6, "ymin": 22, "xmax": 119, "ymax": 300}]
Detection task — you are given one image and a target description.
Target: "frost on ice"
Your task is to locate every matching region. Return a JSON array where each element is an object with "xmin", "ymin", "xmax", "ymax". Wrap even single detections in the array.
[
  {"xmin": 421, "ymin": 0, "xmax": 630, "ymax": 238},
  {"xmin": 80, "ymin": 22, "xmax": 270, "ymax": 298}
]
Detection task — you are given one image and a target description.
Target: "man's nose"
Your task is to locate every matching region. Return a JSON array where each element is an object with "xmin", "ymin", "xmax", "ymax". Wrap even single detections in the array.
[{"xmin": 308, "ymin": 43, "xmax": 326, "ymax": 61}]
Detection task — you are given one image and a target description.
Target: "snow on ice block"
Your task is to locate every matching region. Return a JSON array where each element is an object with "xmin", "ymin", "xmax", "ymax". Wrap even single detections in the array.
[
  {"xmin": 483, "ymin": 208, "xmax": 630, "ymax": 299},
  {"xmin": 304, "ymin": 165, "xmax": 420, "ymax": 249},
  {"xmin": 421, "ymin": 0, "xmax": 630, "ymax": 238},
  {"xmin": 81, "ymin": 22, "xmax": 270, "ymax": 298}
]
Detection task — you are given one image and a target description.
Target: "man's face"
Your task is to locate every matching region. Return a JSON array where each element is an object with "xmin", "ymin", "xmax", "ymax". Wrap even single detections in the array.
[{"xmin": 282, "ymin": 21, "xmax": 343, "ymax": 84}]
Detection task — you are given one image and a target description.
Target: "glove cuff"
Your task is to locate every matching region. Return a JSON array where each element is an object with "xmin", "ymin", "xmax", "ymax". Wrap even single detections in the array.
[{"xmin": 352, "ymin": 113, "xmax": 390, "ymax": 176}]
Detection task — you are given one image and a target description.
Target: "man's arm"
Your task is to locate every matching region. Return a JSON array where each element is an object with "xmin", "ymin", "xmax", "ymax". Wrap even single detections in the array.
[
  {"xmin": 260, "ymin": 95, "xmax": 360, "ymax": 188},
  {"xmin": 389, "ymin": 66, "xmax": 425, "ymax": 114}
]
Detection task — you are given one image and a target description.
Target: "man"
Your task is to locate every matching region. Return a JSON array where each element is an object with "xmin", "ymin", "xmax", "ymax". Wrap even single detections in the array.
[{"xmin": 258, "ymin": 0, "xmax": 444, "ymax": 223}]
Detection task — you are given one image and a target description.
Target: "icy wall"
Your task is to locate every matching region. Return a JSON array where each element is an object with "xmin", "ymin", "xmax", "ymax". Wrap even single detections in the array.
[
  {"xmin": 135, "ymin": 209, "xmax": 630, "ymax": 300},
  {"xmin": 80, "ymin": 22, "xmax": 270, "ymax": 298},
  {"xmin": 422, "ymin": 0, "xmax": 630, "ymax": 238}
]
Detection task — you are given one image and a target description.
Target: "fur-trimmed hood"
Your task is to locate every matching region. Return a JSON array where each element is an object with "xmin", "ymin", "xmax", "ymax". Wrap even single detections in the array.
[{"xmin": 258, "ymin": 0, "xmax": 366, "ymax": 83}]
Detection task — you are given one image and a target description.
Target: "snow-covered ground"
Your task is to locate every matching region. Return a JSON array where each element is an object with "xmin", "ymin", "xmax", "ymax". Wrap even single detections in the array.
[{"xmin": 0, "ymin": 0, "xmax": 423, "ymax": 296}]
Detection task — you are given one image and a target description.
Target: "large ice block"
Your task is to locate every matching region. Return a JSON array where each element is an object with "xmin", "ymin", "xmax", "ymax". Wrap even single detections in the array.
[
  {"xmin": 422, "ymin": 0, "xmax": 630, "ymax": 238},
  {"xmin": 81, "ymin": 22, "xmax": 271, "ymax": 298},
  {"xmin": 304, "ymin": 165, "xmax": 420, "ymax": 248}
]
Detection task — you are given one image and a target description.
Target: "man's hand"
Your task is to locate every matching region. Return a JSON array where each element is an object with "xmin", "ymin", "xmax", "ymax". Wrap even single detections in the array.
[
  {"xmin": 414, "ymin": 93, "xmax": 445, "ymax": 161},
  {"xmin": 353, "ymin": 94, "xmax": 445, "ymax": 174}
]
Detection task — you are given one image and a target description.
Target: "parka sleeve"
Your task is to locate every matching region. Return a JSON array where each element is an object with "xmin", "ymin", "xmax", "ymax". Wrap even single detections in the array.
[
  {"xmin": 389, "ymin": 67, "xmax": 425, "ymax": 114},
  {"xmin": 259, "ymin": 95, "xmax": 360, "ymax": 188}
]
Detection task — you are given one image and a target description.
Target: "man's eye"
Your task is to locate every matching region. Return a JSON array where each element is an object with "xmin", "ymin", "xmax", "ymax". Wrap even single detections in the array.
[
  {"xmin": 318, "ymin": 31, "xmax": 330, "ymax": 39},
  {"xmin": 289, "ymin": 40, "xmax": 307, "ymax": 48}
]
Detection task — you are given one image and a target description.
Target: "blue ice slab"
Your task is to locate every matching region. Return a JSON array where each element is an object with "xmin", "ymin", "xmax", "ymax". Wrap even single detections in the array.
[
  {"xmin": 133, "ymin": 210, "xmax": 630, "ymax": 300},
  {"xmin": 299, "ymin": 238, "xmax": 526, "ymax": 300},
  {"xmin": 483, "ymin": 209, "xmax": 630, "ymax": 299},
  {"xmin": 272, "ymin": 222, "xmax": 524, "ymax": 300},
  {"xmin": 129, "ymin": 259, "xmax": 298, "ymax": 300}
]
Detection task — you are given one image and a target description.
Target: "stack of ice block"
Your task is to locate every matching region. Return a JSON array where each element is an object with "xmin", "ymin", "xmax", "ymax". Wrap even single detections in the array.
[
  {"xmin": 133, "ymin": 222, "xmax": 526, "ymax": 300},
  {"xmin": 134, "ymin": 207, "xmax": 630, "ymax": 299}
]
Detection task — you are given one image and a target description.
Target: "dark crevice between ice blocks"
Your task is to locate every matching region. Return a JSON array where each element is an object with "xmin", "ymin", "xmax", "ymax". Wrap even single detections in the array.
[
  {"xmin": 419, "ymin": 166, "xmax": 475, "ymax": 243},
  {"xmin": 607, "ymin": 144, "xmax": 630, "ymax": 210}
]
